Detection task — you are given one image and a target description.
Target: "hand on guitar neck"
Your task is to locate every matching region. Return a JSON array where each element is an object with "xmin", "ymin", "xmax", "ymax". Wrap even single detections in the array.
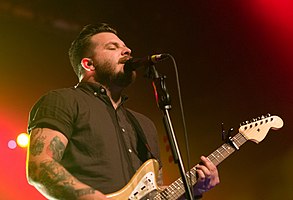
[
  {"xmin": 163, "ymin": 156, "xmax": 219, "ymax": 200},
  {"xmin": 193, "ymin": 156, "xmax": 220, "ymax": 197}
]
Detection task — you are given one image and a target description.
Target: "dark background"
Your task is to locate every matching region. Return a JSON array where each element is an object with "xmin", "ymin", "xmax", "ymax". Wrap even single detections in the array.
[{"xmin": 0, "ymin": 0, "xmax": 292, "ymax": 199}]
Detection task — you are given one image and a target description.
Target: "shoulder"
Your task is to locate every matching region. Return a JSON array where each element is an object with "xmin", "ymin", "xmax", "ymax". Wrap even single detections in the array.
[
  {"xmin": 34, "ymin": 87, "xmax": 79, "ymax": 106},
  {"xmin": 43, "ymin": 87, "xmax": 78, "ymax": 99},
  {"xmin": 29, "ymin": 87, "xmax": 79, "ymax": 121}
]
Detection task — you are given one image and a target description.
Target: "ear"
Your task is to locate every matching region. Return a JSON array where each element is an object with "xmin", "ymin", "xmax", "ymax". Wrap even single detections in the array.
[{"xmin": 81, "ymin": 58, "xmax": 95, "ymax": 71}]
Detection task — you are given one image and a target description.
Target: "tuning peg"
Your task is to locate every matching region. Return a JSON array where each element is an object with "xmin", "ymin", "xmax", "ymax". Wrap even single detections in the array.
[
  {"xmin": 228, "ymin": 127, "xmax": 234, "ymax": 134},
  {"xmin": 221, "ymin": 123, "xmax": 225, "ymax": 140},
  {"xmin": 250, "ymin": 118, "xmax": 257, "ymax": 123},
  {"xmin": 240, "ymin": 121, "xmax": 246, "ymax": 126},
  {"xmin": 266, "ymin": 113, "xmax": 271, "ymax": 117},
  {"xmin": 221, "ymin": 122, "xmax": 234, "ymax": 142}
]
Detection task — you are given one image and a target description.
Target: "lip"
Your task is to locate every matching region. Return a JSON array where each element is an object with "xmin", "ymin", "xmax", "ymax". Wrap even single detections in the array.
[{"xmin": 119, "ymin": 56, "xmax": 132, "ymax": 64}]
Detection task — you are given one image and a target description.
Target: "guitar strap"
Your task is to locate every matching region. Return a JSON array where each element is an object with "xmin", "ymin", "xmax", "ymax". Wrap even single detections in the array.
[{"xmin": 126, "ymin": 109, "xmax": 156, "ymax": 162}]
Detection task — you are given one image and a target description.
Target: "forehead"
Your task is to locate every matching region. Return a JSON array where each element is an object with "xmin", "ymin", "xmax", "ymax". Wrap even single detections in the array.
[{"xmin": 90, "ymin": 32, "xmax": 125, "ymax": 46}]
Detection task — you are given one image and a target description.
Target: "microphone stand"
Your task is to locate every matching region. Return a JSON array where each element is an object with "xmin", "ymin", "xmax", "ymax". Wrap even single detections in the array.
[{"xmin": 145, "ymin": 65, "xmax": 194, "ymax": 200}]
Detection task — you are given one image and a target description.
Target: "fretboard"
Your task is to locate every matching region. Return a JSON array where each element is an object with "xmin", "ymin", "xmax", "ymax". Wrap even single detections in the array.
[{"xmin": 154, "ymin": 132, "xmax": 248, "ymax": 200}]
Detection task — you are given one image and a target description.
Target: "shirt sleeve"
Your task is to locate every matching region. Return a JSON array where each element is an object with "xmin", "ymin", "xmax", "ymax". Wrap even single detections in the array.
[{"xmin": 28, "ymin": 89, "xmax": 76, "ymax": 139}]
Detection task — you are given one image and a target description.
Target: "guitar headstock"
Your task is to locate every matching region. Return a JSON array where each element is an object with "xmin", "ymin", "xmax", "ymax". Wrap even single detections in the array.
[{"xmin": 239, "ymin": 114, "xmax": 284, "ymax": 144}]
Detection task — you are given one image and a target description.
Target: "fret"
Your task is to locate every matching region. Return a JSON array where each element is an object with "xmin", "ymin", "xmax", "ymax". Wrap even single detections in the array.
[
  {"xmin": 216, "ymin": 149, "xmax": 224, "ymax": 159},
  {"xmin": 174, "ymin": 181, "xmax": 182, "ymax": 194},
  {"xmin": 207, "ymin": 135, "xmax": 239, "ymax": 166},
  {"xmin": 233, "ymin": 133, "xmax": 247, "ymax": 147},
  {"xmin": 222, "ymin": 144, "xmax": 235, "ymax": 157},
  {"xmin": 233, "ymin": 136, "xmax": 242, "ymax": 147},
  {"xmin": 210, "ymin": 153, "xmax": 220, "ymax": 165},
  {"xmin": 166, "ymin": 186, "xmax": 176, "ymax": 199},
  {"xmin": 166, "ymin": 186, "xmax": 176, "ymax": 200},
  {"xmin": 160, "ymin": 189, "xmax": 169, "ymax": 199},
  {"xmin": 189, "ymin": 170, "xmax": 196, "ymax": 183},
  {"xmin": 218, "ymin": 148, "xmax": 226, "ymax": 161}
]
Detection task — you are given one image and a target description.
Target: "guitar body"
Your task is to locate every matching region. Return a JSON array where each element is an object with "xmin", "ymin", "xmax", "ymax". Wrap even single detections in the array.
[{"xmin": 106, "ymin": 159, "xmax": 162, "ymax": 200}]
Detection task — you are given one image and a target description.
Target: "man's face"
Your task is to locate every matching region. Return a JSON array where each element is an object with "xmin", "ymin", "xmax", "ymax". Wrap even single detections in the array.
[{"xmin": 90, "ymin": 32, "xmax": 135, "ymax": 87}]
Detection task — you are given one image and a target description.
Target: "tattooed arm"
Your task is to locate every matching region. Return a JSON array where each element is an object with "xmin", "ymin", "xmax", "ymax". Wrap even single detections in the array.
[{"xmin": 26, "ymin": 128, "xmax": 109, "ymax": 200}]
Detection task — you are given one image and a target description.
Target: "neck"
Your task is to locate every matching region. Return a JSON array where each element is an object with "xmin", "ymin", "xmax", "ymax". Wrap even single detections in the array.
[{"xmin": 106, "ymin": 85, "xmax": 123, "ymax": 109}]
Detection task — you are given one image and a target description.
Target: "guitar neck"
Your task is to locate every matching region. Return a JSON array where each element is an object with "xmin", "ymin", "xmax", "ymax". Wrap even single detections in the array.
[
  {"xmin": 207, "ymin": 132, "xmax": 247, "ymax": 166},
  {"xmin": 156, "ymin": 132, "xmax": 248, "ymax": 200}
]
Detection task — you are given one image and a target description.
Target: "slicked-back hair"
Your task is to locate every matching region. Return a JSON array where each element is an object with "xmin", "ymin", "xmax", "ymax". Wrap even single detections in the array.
[{"xmin": 68, "ymin": 23, "xmax": 118, "ymax": 78}]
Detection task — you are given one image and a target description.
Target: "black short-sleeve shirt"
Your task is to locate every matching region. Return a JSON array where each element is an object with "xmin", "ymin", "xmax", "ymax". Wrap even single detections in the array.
[{"xmin": 28, "ymin": 82, "xmax": 160, "ymax": 194}]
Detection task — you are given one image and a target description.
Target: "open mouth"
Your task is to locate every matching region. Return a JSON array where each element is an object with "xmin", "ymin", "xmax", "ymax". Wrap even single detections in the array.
[{"xmin": 119, "ymin": 56, "xmax": 132, "ymax": 64}]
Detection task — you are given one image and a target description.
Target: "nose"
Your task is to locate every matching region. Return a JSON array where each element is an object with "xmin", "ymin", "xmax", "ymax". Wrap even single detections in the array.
[{"xmin": 122, "ymin": 46, "xmax": 131, "ymax": 56}]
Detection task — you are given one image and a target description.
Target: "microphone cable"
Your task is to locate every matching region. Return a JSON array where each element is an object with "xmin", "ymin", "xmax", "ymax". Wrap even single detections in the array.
[{"xmin": 165, "ymin": 53, "xmax": 194, "ymax": 197}]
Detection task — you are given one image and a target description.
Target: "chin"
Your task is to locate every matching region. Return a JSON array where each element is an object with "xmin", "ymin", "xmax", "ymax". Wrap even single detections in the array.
[{"xmin": 115, "ymin": 71, "xmax": 136, "ymax": 87}]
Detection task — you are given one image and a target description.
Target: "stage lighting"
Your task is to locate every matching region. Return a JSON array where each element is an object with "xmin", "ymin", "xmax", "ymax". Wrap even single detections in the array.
[
  {"xmin": 16, "ymin": 133, "xmax": 29, "ymax": 148},
  {"xmin": 8, "ymin": 140, "xmax": 17, "ymax": 149}
]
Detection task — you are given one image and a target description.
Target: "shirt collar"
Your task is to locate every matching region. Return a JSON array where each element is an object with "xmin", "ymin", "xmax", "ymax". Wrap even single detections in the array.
[{"xmin": 74, "ymin": 82, "xmax": 128, "ymax": 104}]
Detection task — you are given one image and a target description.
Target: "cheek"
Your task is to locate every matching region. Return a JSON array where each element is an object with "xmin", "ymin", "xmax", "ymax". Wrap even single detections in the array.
[{"xmin": 93, "ymin": 51, "xmax": 120, "ymax": 70}]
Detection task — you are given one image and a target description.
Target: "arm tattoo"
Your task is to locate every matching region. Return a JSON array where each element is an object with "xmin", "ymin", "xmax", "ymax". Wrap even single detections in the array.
[
  {"xmin": 75, "ymin": 188, "xmax": 95, "ymax": 197},
  {"xmin": 48, "ymin": 136, "xmax": 66, "ymax": 161},
  {"xmin": 36, "ymin": 160, "xmax": 95, "ymax": 199},
  {"xmin": 30, "ymin": 129, "xmax": 46, "ymax": 156},
  {"xmin": 39, "ymin": 160, "xmax": 77, "ymax": 199},
  {"xmin": 28, "ymin": 161, "xmax": 38, "ymax": 181}
]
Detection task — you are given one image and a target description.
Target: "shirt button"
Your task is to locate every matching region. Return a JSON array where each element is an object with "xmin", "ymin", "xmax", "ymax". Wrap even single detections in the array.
[
  {"xmin": 128, "ymin": 149, "xmax": 132, "ymax": 153},
  {"xmin": 93, "ymin": 92, "xmax": 98, "ymax": 96},
  {"xmin": 100, "ymin": 88, "xmax": 106, "ymax": 94}
]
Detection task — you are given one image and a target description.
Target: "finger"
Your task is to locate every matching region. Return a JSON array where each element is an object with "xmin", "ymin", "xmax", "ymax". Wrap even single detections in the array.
[
  {"xmin": 196, "ymin": 164, "xmax": 212, "ymax": 178},
  {"xmin": 198, "ymin": 157, "xmax": 220, "ymax": 186},
  {"xmin": 195, "ymin": 165, "xmax": 210, "ymax": 182},
  {"xmin": 200, "ymin": 156, "xmax": 217, "ymax": 171}
]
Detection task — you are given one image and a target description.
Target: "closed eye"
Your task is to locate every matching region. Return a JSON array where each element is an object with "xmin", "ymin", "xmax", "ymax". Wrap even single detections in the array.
[
  {"xmin": 105, "ymin": 42, "xmax": 119, "ymax": 50},
  {"xmin": 106, "ymin": 45, "xmax": 117, "ymax": 50}
]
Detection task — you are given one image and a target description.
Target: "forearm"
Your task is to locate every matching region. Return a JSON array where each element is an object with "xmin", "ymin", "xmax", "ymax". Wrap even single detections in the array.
[
  {"xmin": 27, "ymin": 128, "xmax": 108, "ymax": 199},
  {"xmin": 28, "ymin": 159, "xmax": 106, "ymax": 200}
]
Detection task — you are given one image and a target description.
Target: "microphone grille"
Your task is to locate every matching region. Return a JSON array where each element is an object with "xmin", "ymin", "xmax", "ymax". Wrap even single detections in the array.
[{"xmin": 150, "ymin": 54, "xmax": 169, "ymax": 63}]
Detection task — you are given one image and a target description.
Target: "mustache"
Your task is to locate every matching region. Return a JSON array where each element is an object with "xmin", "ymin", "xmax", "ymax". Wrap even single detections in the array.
[{"xmin": 119, "ymin": 56, "xmax": 132, "ymax": 64}]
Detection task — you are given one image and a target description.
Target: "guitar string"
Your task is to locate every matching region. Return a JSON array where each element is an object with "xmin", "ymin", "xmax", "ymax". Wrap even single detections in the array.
[{"xmin": 154, "ymin": 132, "xmax": 249, "ymax": 200}]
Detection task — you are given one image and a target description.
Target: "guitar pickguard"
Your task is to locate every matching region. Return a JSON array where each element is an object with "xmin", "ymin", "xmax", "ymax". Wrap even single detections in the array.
[{"xmin": 128, "ymin": 171, "xmax": 157, "ymax": 200}]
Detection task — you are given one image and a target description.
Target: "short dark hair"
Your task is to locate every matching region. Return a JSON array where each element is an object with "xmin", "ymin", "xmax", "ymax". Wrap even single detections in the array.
[{"xmin": 68, "ymin": 23, "xmax": 118, "ymax": 78}]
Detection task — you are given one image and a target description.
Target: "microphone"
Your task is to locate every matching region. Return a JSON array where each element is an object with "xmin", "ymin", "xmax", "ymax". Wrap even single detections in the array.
[{"xmin": 124, "ymin": 53, "xmax": 169, "ymax": 72}]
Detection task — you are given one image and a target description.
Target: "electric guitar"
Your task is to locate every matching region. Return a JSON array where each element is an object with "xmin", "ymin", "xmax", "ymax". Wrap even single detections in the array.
[{"xmin": 106, "ymin": 115, "xmax": 284, "ymax": 200}]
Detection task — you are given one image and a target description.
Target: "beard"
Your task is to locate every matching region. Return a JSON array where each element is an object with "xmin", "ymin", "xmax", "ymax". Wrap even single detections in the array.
[{"xmin": 93, "ymin": 60, "xmax": 136, "ymax": 88}]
